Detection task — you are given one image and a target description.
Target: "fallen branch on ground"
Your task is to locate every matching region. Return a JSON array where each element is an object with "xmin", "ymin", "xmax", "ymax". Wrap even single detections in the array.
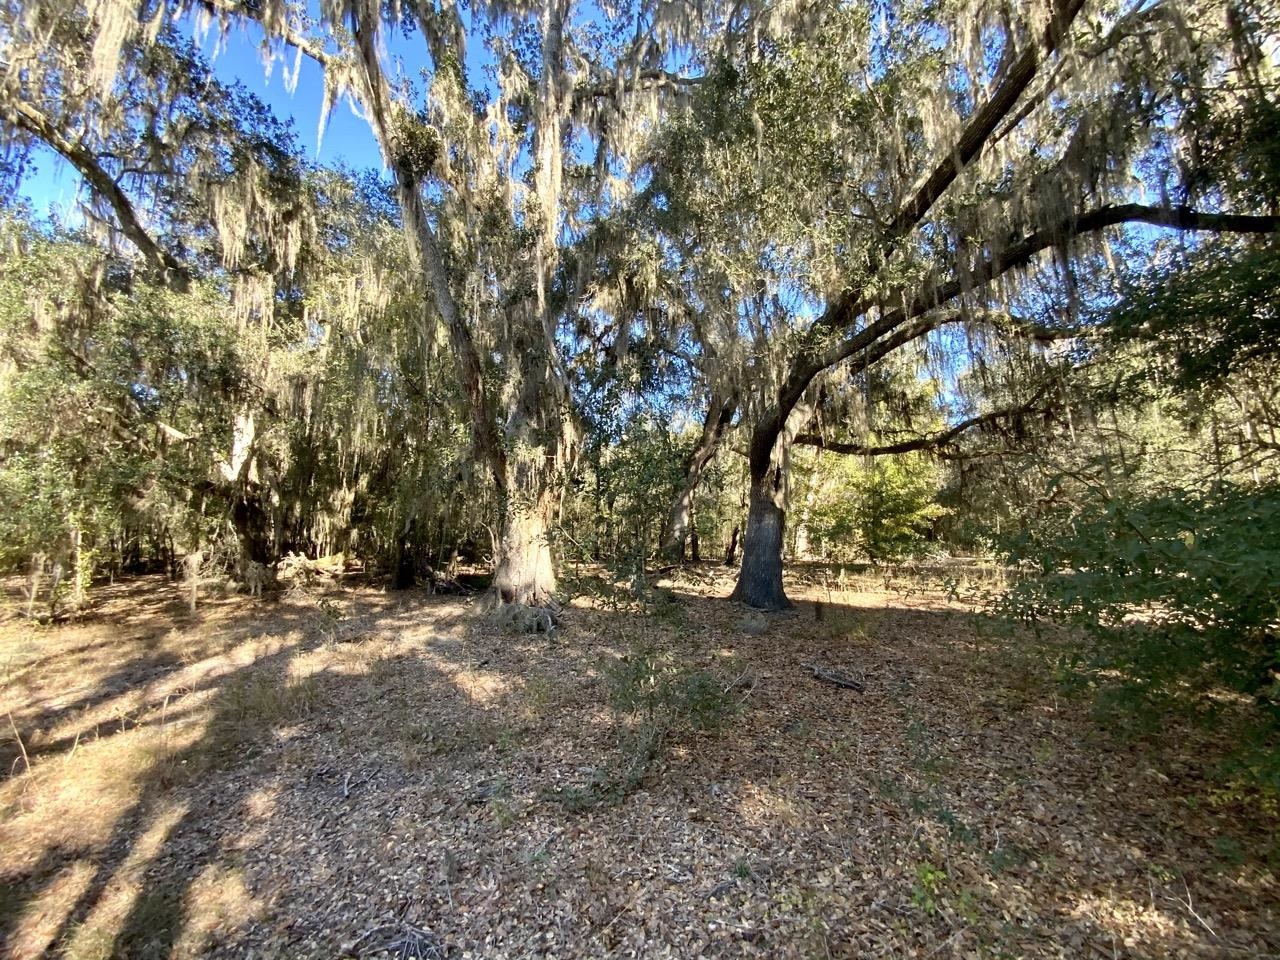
[{"xmin": 801, "ymin": 662, "xmax": 866, "ymax": 692}]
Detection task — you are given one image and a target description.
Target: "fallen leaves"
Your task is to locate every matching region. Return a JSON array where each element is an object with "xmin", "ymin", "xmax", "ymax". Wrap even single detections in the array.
[{"xmin": 0, "ymin": 569, "xmax": 1276, "ymax": 958}]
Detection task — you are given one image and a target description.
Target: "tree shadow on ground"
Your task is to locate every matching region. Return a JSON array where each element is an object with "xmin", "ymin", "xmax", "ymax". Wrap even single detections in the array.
[
  {"xmin": 0, "ymin": 579, "xmax": 424, "ymax": 957},
  {"xmin": 0, "ymin": 572, "xmax": 1275, "ymax": 959}
]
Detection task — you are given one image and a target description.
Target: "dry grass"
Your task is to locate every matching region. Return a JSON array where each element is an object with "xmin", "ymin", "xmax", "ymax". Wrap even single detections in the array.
[{"xmin": 0, "ymin": 569, "xmax": 1276, "ymax": 959}]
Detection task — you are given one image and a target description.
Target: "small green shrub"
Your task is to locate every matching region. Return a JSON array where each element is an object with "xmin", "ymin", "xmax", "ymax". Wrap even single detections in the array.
[
  {"xmin": 547, "ymin": 643, "xmax": 738, "ymax": 812},
  {"xmin": 911, "ymin": 862, "xmax": 947, "ymax": 915}
]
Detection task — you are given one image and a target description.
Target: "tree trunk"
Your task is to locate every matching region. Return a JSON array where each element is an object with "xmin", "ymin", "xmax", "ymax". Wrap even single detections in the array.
[
  {"xmin": 391, "ymin": 517, "xmax": 416, "ymax": 589},
  {"xmin": 729, "ymin": 458, "xmax": 792, "ymax": 609},
  {"xmin": 730, "ymin": 390, "xmax": 816, "ymax": 609},
  {"xmin": 483, "ymin": 355, "xmax": 575, "ymax": 609},
  {"xmin": 724, "ymin": 526, "xmax": 740, "ymax": 566},
  {"xmin": 490, "ymin": 493, "xmax": 557, "ymax": 607},
  {"xmin": 660, "ymin": 389, "xmax": 737, "ymax": 562},
  {"xmin": 231, "ymin": 492, "xmax": 271, "ymax": 570}
]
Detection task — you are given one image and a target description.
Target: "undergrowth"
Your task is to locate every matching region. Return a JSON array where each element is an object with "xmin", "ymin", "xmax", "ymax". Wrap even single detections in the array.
[{"xmin": 545, "ymin": 640, "xmax": 742, "ymax": 812}]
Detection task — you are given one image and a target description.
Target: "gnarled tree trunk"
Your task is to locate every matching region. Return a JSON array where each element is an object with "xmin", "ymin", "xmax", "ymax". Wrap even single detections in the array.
[
  {"xmin": 491, "ymin": 489, "xmax": 558, "ymax": 607},
  {"xmin": 480, "ymin": 327, "xmax": 577, "ymax": 609}
]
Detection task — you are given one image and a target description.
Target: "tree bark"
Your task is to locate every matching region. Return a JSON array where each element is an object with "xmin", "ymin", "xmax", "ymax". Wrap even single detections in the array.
[
  {"xmin": 731, "ymin": 388, "xmax": 818, "ymax": 608},
  {"xmin": 729, "ymin": 456, "xmax": 791, "ymax": 610},
  {"xmin": 660, "ymin": 389, "xmax": 737, "ymax": 561},
  {"xmin": 391, "ymin": 517, "xmax": 416, "ymax": 589},
  {"xmin": 231, "ymin": 492, "xmax": 271, "ymax": 568},
  {"xmin": 724, "ymin": 526, "xmax": 740, "ymax": 566},
  {"xmin": 490, "ymin": 490, "xmax": 558, "ymax": 607}
]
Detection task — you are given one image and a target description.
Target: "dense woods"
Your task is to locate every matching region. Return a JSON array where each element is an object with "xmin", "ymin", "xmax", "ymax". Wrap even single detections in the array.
[{"xmin": 0, "ymin": 0, "xmax": 1278, "ymax": 955}]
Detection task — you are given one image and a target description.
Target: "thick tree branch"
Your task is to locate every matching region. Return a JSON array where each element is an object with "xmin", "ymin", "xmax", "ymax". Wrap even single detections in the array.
[
  {"xmin": 795, "ymin": 386, "xmax": 1056, "ymax": 459},
  {"xmin": 7, "ymin": 101, "xmax": 188, "ymax": 289},
  {"xmin": 824, "ymin": 204, "xmax": 1280, "ymax": 378},
  {"xmin": 750, "ymin": 201, "xmax": 1280, "ymax": 472},
  {"xmin": 807, "ymin": 0, "xmax": 1088, "ymax": 347},
  {"xmin": 750, "ymin": 1, "xmax": 1087, "ymax": 470},
  {"xmin": 887, "ymin": 0, "xmax": 1087, "ymax": 240}
]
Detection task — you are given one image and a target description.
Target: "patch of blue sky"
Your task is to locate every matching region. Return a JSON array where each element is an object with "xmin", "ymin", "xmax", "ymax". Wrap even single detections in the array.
[{"xmin": 15, "ymin": 0, "xmax": 504, "ymax": 213}]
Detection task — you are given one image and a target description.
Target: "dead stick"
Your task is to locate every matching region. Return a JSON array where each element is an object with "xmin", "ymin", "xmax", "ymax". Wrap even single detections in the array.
[{"xmin": 7, "ymin": 711, "xmax": 31, "ymax": 776}]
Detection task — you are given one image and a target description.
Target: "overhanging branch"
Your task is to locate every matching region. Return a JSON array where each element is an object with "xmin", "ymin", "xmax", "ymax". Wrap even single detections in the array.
[
  {"xmin": 192, "ymin": 0, "xmax": 337, "ymax": 68},
  {"xmin": 821, "ymin": 203, "xmax": 1280, "ymax": 374},
  {"xmin": 574, "ymin": 70, "xmax": 706, "ymax": 106},
  {"xmin": 7, "ymin": 101, "xmax": 188, "ymax": 289},
  {"xmin": 887, "ymin": 0, "xmax": 1087, "ymax": 240},
  {"xmin": 795, "ymin": 390, "xmax": 1055, "ymax": 460}
]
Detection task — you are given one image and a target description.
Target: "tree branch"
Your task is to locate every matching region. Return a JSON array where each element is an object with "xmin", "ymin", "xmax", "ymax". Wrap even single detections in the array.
[
  {"xmin": 749, "ymin": 1, "xmax": 1087, "ymax": 471},
  {"xmin": 888, "ymin": 0, "xmax": 1087, "ymax": 240},
  {"xmin": 193, "ymin": 0, "xmax": 337, "ymax": 68},
  {"xmin": 795, "ymin": 389, "xmax": 1056, "ymax": 459},
  {"xmin": 7, "ymin": 101, "xmax": 188, "ymax": 289},
  {"xmin": 573, "ymin": 70, "xmax": 706, "ymax": 106},
  {"xmin": 820, "ymin": 203, "xmax": 1280, "ymax": 375},
  {"xmin": 750, "ymin": 200, "xmax": 1280, "ymax": 472}
]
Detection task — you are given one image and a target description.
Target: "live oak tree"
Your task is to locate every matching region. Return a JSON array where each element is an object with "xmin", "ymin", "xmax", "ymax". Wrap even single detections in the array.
[
  {"xmin": 0, "ymin": 178, "xmax": 468, "ymax": 606},
  {"xmin": 5, "ymin": 0, "xmax": 1279, "ymax": 615},
  {"xmin": 6, "ymin": 0, "xmax": 813, "ymax": 608},
  {"xmin": 649, "ymin": 0, "xmax": 1280, "ymax": 608},
  {"xmin": 0, "ymin": 17, "xmax": 328, "ymax": 579},
  {"xmin": 0, "ymin": 5, "xmax": 468, "ymax": 589}
]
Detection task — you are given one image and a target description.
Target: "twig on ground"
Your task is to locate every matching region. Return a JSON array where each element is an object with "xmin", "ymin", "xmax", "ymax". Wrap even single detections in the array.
[
  {"xmin": 722, "ymin": 668, "xmax": 754, "ymax": 696},
  {"xmin": 596, "ymin": 885, "xmax": 646, "ymax": 940},
  {"xmin": 342, "ymin": 771, "xmax": 371, "ymax": 798},
  {"xmin": 6, "ymin": 711, "xmax": 30, "ymax": 776},
  {"xmin": 347, "ymin": 921, "xmax": 447, "ymax": 959},
  {"xmin": 801, "ymin": 662, "xmax": 866, "ymax": 692},
  {"xmin": 1167, "ymin": 878, "xmax": 1218, "ymax": 939},
  {"xmin": 925, "ymin": 926, "xmax": 967, "ymax": 957}
]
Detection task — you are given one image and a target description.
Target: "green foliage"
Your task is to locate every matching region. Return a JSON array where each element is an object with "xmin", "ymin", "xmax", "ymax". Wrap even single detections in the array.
[
  {"xmin": 850, "ymin": 459, "xmax": 947, "ymax": 561},
  {"xmin": 606, "ymin": 642, "xmax": 736, "ymax": 734},
  {"xmin": 0, "ymin": 216, "xmax": 238, "ymax": 574},
  {"xmin": 1001, "ymin": 481, "xmax": 1280, "ymax": 787},
  {"xmin": 797, "ymin": 450, "xmax": 945, "ymax": 562},
  {"xmin": 1106, "ymin": 239, "xmax": 1280, "ymax": 393},
  {"xmin": 911, "ymin": 862, "xmax": 947, "ymax": 915},
  {"xmin": 0, "ymin": 174, "xmax": 475, "ymax": 598},
  {"xmin": 564, "ymin": 412, "xmax": 693, "ymax": 562}
]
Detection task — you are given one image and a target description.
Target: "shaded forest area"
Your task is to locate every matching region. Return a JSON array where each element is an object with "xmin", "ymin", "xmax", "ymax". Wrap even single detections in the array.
[{"xmin": 1, "ymin": 0, "xmax": 1278, "ymax": 956}]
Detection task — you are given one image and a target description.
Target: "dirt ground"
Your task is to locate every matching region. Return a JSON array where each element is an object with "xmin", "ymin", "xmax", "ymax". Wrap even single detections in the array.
[{"xmin": 0, "ymin": 567, "xmax": 1276, "ymax": 959}]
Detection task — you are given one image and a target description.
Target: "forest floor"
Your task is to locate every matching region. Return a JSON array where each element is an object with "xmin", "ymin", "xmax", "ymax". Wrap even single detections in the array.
[{"xmin": 0, "ymin": 566, "xmax": 1276, "ymax": 960}]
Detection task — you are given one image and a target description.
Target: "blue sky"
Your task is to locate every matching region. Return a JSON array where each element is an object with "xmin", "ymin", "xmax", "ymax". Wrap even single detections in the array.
[{"xmin": 17, "ymin": 16, "xmax": 389, "ymax": 216}]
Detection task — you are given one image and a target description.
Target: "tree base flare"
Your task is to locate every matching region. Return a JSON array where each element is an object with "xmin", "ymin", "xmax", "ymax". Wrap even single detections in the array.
[
  {"xmin": 481, "ymin": 597, "xmax": 560, "ymax": 634},
  {"xmin": 728, "ymin": 581, "xmax": 793, "ymax": 612}
]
